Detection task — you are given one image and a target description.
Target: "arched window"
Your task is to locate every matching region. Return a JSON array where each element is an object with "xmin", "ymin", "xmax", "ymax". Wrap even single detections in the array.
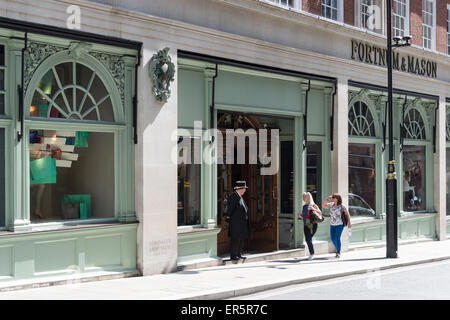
[
  {"xmin": 348, "ymin": 100, "xmax": 377, "ymax": 216},
  {"xmin": 348, "ymin": 101, "xmax": 376, "ymax": 137},
  {"xmin": 23, "ymin": 44, "xmax": 133, "ymax": 225},
  {"xmin": 404, "ymin": 108, "xmax": 426, "ymax": 140},
  {"xmin": 29, "ymin": 62, "xmax": 114, "ymax": 122},
  {"xmin": 402, "ymin": 107, "xmax": 428, "ymax": 212}
]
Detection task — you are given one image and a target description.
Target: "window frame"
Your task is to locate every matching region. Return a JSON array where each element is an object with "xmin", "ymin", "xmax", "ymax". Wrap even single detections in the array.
[
  {"xmin": 19, "ymin": 41, "xmax": 134, "ymax": 231},
  {"xmin": 400, "ymin": 104, "xmax": 434, "ymax": 214},
  {"xmin": 176, "ymin": 129, "xmax": 204, "ymax": 231},
  {"xmin": 393, "ymin": 0, "xmax": 410, "ymax": 38},
  {"xmin": 321, "ymin": 0, "xmax": 338, "ymax": 21},
  {"xmin": 422, "ymin": 0, "xmax": 436, "ymax": 51},
  {"xmin": 0, "ymin": 40, "xmax": 10, "ymax": 230},
  {"xmin": 447, "ymin": 4, "xmax": 450, "ymax": 56},
  {"xmin": 347, "ymin": 93, "xmax": 383, "ymax": 220},
  {"xmin": 356, "ymin": 0, "xmax": 385, "ymax": 35}
]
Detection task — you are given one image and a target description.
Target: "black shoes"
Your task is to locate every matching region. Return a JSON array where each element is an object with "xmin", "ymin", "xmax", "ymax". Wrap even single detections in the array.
[{"xmin": 238, "ymin": 255, "xmax": 246, "ymax": 260}]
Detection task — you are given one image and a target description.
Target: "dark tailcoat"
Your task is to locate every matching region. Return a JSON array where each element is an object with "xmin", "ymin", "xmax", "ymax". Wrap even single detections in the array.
[{"xmin": 227, "ymin": 191, "xmax": 250, "ymax": 239}]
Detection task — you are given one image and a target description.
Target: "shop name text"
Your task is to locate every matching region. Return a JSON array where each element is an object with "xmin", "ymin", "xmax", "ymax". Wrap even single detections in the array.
[{"xmin": 351, "ymin": 40, "xmax": 437, "ymax": 78}]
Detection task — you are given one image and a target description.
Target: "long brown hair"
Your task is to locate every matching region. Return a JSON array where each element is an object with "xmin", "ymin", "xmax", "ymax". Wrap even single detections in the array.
[{"xmin": 332, "ymin": 193, "xmax": 342, "ymax": 206}]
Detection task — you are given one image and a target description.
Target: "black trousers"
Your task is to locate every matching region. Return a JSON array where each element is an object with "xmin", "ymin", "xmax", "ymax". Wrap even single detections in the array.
[
  {"xmin": 304, "ymin": 224, "xmax": 318, "ymax": 255},
  {"xmin": 230, "ymin": 238, "xmax": 244, "ymax": 259}
]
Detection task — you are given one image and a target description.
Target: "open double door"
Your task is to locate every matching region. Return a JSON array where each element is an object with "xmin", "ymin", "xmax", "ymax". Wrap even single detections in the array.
[{"xmin": 216, "ymin": 113, "xmax": 279, "ymax": 256}]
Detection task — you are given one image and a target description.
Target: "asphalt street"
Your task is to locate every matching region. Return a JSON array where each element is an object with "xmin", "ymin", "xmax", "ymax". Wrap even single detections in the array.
[{"xmin": 235, "ymin": 260, "xmax": 450, "ymax": 300}]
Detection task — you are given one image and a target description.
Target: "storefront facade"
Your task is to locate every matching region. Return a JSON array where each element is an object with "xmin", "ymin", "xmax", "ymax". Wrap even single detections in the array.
[
  {"xmin": 0, "ymin": 17, "xmax": 140, "ymax": 281},
  {"xmin": 0, "ymin": 0, "xmax": 449, "ymax": 282}
]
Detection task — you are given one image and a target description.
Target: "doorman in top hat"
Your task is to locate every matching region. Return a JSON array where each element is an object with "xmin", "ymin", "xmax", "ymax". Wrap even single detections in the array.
[{"xmin": 225, "ymin": 181, "xmax": 250, "ymax": 262}]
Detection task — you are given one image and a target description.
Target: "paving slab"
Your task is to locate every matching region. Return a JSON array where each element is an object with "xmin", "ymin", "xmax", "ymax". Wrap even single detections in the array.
[{"xmin": 0, "ymin": 240, "xmax": 449, "ymax": 300}]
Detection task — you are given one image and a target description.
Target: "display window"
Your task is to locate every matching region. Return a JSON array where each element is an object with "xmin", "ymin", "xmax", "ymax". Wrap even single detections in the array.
[
  {"xmin": 402, "ymin": 145, "xmax": 426, "ymax": 211},
  {"xmin": 349, "ymin": 143, "xmax": 376, "ymax": 216},
  {"xmin": 29, "ymin": 130, "xmax": 114, "ymax": 221},
  {"xmin": 402, "ymin": 107, "xmax": 428, "ymax": 212},
  {"xmin": 23, "ymin": 49, "xmax": 132, "ymax": 225},
  {"xmin": 348, "ymin": 99, "xmax": 378, "ymax": 218},
  {"xmin": 280, "ymin": 141, "xmax": 293, "ymax": 214},
  {"xmin": 177, "ymin": 136, "xmax": 201, "ymax": 226}
]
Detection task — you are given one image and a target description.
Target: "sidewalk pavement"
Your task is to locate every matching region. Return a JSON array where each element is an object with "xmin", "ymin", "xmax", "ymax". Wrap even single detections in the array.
[{"xmin": 0, "ymin": 239, "xmax": 449, "ymax": 300}]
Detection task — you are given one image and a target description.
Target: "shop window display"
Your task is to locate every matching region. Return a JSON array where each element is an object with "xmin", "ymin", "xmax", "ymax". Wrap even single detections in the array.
[
  {"xmin": 402, "ymin": 145, "xmax": 425, "ymax": 212},
  {"xmin": 177, "ymin": 136, "xmax": 201, "ymax": 226},
  {"xmin": 348, "ymin": 143, "xmax": 376, "ymax": 216},
  {"xmin": 29, "ymin": 130, "xmax": 114, "ymax": 221}
]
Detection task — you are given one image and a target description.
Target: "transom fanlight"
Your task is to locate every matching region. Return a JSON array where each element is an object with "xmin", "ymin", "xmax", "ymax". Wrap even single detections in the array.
[
  {"xmin": 404, "ymin": 108, "xmax": 426, "ymax": 140},
  {"xmin": 29, "ymin": 62, "xmax": 114, "ymax": 122},
  {"xmin": 348, "ymin": 101, "xmax": 376, "ymax": 137}
]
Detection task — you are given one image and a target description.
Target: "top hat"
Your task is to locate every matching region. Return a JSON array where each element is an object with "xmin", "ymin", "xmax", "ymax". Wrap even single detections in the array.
[{"xmin": 234, "ymin": 181, "xmax": 248, "ymax": 190}]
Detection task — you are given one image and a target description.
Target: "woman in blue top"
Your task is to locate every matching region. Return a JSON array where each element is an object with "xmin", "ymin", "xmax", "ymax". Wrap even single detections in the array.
[
  {"xmin": 322, "ymin": 193, "xmax": 351, "ymax": 259},
  {"xmin": 298, "ymin": 192, "xmax": 322, "ymax": 261}
]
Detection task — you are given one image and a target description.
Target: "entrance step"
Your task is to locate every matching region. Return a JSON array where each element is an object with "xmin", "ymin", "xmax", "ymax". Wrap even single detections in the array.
[{"xmin": 177, "ymin": 247, "xmax": 306, "ymax": 271}]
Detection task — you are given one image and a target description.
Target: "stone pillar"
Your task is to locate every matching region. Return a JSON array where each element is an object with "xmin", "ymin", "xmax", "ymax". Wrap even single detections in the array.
[
  {"xmin": 136, "ymin": 46, "xmax": 178, "ymax": 275},
  {"xmin": 434, "ymin": 95, "xmax": 446, "ymax": 240},
  {"xmin": 331, "ymin": 77, "xmax": 349, "ymax": 252}
]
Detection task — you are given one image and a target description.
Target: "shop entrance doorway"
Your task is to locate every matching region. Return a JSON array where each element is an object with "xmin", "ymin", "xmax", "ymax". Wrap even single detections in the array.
[{"xmin": 216, "ymin": 113, "xmax": 279, "ymax": 256}]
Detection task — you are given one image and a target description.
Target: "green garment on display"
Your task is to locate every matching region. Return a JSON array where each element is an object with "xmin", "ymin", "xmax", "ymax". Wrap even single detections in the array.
[
  {"xmin": 75, "ymin": 131, "xmax": 91, "ymax": 148},
  {"xmin": 30, "ymin": 156, "xmax": 56, "ymax": 184}
]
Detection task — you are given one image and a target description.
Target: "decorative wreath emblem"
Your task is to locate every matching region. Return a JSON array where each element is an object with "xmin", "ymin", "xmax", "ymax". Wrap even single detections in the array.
[{"xmin": 149, "ymin": 47, "xmax": 175, "ymax": 103}]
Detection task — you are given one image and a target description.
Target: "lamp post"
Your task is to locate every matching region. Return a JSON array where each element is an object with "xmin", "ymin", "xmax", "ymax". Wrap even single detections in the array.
[{"xmin": 386, "ymin": 0, "xmax": 411, "ymax": 258}]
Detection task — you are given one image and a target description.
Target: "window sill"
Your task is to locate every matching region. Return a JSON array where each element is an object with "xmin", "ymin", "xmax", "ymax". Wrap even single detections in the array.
[
  {"xmin": 177, "ymin": 226, "xmax": 221, "ymax": 235},
  {"xmin": 0, "ymin": 218, "xmax": 136, "ymax": 236}
]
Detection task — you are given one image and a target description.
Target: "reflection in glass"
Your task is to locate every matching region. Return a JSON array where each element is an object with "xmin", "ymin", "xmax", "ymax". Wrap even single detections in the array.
[
  {"xmin": 348, "ymin": 143, "xmax": 376, "ymax": 216},
  {"xmin": 280, "ymin": 141, "xmax": 293, "ymax": 214},
  {"xmin": 307, "ymin": 142, "xmax": 322, "ymax": 208},
  {"xmin": 403, "ymin": 145, "xmax": 425, "ymax": 212},
  {"xmin": 177, "ymin": 137, "xmax": 201, "ymax": 226},
  {"xmin": 29, "ymin": 130, "xmax": 114, "ymax": 221}
]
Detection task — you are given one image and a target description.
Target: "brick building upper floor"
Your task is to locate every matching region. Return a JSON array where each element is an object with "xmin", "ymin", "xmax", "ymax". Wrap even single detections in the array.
[{"xmin": 263, "ymin": 0, "xmax": 450, "ymax": 56}]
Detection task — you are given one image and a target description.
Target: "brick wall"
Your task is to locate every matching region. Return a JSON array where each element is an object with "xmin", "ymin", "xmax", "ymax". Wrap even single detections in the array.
[
  {"xmin": 410, "ymin": 0, "xmax": 423, "ymax": 47},
  {"xmin": 344, "ymin": 0, "xmax": 354, "ymax": 25},
  {"xmin": 436, "ymin": 0, "xmax": 448, "ymax": 53},
  {"xmin": 302, "ymin": 0, "xmax": 321, "ymax": 15}
]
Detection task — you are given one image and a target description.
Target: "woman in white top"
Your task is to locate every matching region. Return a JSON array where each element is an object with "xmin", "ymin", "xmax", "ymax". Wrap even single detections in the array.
[{"xmin": 322, "ymin": 194, "xmax": 351, "ymax": 258}]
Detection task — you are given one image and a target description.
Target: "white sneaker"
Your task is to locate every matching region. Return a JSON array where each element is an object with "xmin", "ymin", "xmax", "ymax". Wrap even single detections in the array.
[{"xmin": 307, "ymin": 254, "xmax": 314, "ymax": 261}]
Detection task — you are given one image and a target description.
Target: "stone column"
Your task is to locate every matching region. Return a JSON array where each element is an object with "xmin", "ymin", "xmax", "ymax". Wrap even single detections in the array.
[
  {"xmin": 136, "ymin": 46, "xmax": 178, "ymax": 275},
  {"xmin": 331, "ymin": 77, "xmax": 349, "ymax": 252},
  {"xmin": 434, "ymin": 95, "xmax": 446, "ymax": 240}
]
